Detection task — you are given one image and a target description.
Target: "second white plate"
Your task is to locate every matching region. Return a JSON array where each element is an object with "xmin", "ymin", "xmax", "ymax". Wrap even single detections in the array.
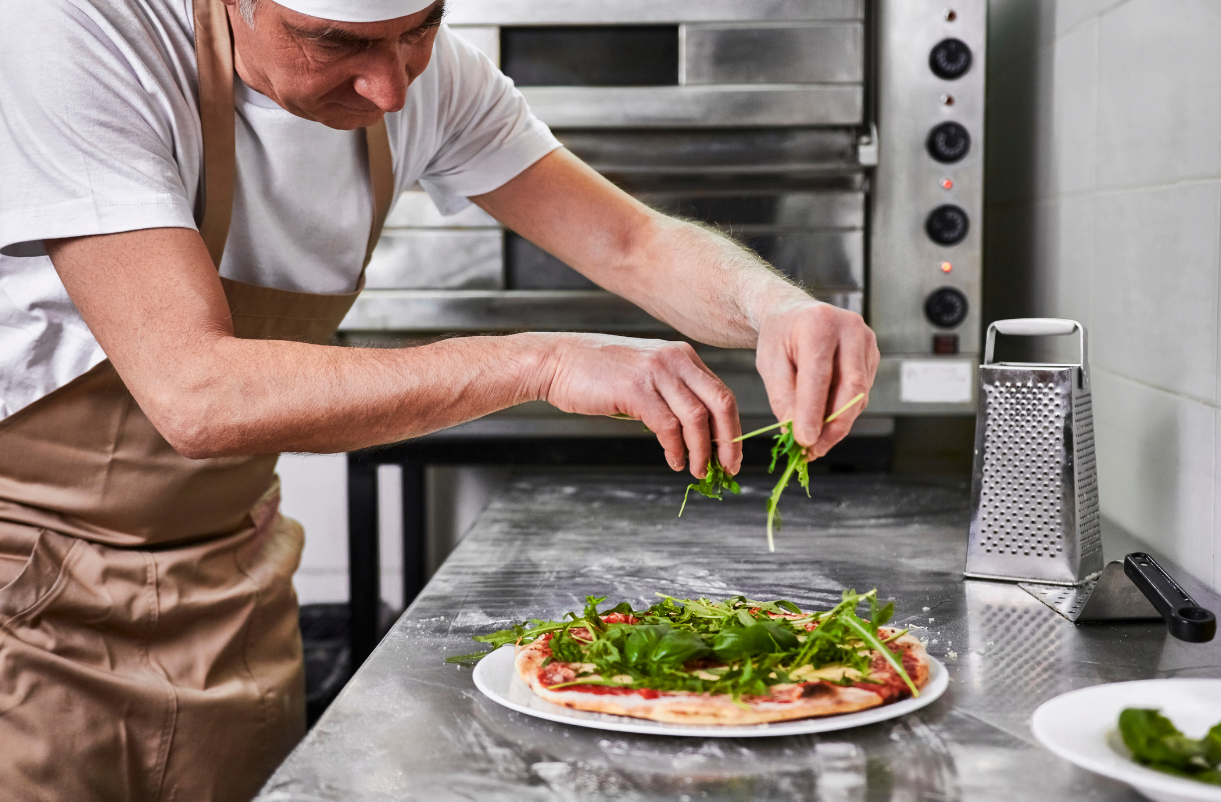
[
  {"xmin": 1032, "ymin": 679, "xmax": 1221, "ymax": 802},
  {"xmin": 472, "ymin": 644, "xmax": 948, "ymax": 738}
]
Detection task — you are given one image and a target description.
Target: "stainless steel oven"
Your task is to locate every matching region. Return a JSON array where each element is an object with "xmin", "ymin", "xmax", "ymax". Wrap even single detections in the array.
[{"xmin": 340, "ymin": 0, "xmax": 986, "ymax": 437}]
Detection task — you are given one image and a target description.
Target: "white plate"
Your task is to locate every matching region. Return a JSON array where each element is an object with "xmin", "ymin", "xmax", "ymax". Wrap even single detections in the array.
[
  {"xmin": 472, "ymin": 644, "xmax": 948, "ymax": 738},
  {"xmin": 1032, "ymin": 679, "xmax": 1221, "ymax": 802}
]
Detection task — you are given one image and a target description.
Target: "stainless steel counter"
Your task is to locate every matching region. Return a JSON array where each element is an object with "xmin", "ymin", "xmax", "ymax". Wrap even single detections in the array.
[{"xmin": 258, "ymin": 472, "xmax": 1221, "ymax": 801}]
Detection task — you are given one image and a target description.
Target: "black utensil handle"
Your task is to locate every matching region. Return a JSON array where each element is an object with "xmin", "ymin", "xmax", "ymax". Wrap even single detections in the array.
[{"xmin": 1124, "ymin": 553, "xmax": 1216, "ymax": 643}]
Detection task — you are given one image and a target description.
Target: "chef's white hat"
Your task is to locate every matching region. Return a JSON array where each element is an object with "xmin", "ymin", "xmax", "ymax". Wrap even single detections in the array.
[{"xmin": 274, "ymin": 0, "xmax": 438, "ymax": 22}]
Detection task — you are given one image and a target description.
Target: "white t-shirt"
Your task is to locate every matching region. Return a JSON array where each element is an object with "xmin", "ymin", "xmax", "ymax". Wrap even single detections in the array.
[{"xmin": 0, "ymin": 0, "xmax": 560, "ymax": 419}]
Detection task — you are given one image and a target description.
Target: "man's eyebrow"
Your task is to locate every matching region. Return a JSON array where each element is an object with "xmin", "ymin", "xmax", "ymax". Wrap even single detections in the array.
[
  {"xmin": 284, "ymin": 21, "xmax": 378, "ymax": 49},
  {"xmin": 284, "ymin": 1, "xmax": 447, "ymax": 48}
]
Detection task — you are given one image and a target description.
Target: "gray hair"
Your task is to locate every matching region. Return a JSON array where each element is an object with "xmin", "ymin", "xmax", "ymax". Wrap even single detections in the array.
[{"xmin": 238, "ymin": 0, "xmax": 259, "ymax": 24}]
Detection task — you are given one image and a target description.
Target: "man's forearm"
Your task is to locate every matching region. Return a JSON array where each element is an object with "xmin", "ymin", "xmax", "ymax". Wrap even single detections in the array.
[
  {"xmin": 158, "ymin": 332, "xmax": 550, "ymax": 458},
  {"xmin": 46, "ymin": 228, "xmax": 553, "ymax": 459},
  {"xmin": 607, "ymin": 213, "xmax": 815, "ymax": 349}
]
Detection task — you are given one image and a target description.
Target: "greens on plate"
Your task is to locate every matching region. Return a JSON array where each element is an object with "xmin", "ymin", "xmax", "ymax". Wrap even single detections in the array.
[
  {"xmin": 448, "ymin": 589, "xmax": 919, "ymax": 702},
  {"xmin": 1119, "ymin": 707, "xmax": 1221, "ymax": 785}
]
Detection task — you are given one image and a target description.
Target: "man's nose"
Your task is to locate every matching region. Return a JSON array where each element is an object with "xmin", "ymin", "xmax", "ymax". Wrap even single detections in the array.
[{"xmin": 352, "ymin": 49, "xmax": 411, "ymax": 113}]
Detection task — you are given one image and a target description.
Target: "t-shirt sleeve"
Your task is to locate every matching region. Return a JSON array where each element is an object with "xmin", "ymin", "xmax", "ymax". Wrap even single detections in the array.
[
  {"xmin": 414, "ymin": 26, "xmax": 562, "ymax": 216},
  {"xmin": 0, "ymin": 0, "xmax": 198, "ymax": 258}
]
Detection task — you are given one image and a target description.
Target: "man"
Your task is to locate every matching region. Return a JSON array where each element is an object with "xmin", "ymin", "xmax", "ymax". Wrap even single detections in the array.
[{"xmin": 0, "ymin": 0, "xmax": 879, "ymax": 798}]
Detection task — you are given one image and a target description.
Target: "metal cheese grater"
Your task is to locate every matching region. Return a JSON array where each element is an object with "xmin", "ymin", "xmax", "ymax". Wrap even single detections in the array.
[{"xmin": 964, "ymin": 319, "xmax": 1103, "ymax": 585}]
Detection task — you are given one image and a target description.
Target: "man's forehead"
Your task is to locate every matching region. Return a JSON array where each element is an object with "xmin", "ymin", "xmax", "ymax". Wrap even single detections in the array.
[{"xmin": 275, "ymin": 0, "xmax": 437, "ymax": 23}]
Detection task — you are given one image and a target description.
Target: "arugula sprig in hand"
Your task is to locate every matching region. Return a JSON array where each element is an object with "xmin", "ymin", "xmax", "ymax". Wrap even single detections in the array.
[
  {"xmin": 679, "ymin": 456, "xmax": 741, "ymax": 516},
  {"xmin": 679, "ymin": 393, "xmax": 866, "ymax": 552}
]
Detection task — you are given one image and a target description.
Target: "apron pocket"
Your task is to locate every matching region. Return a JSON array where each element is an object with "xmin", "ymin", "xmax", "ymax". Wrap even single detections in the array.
[{"xmin": 0, "ymin": 523, "xmax": 76, "ymax": 624}]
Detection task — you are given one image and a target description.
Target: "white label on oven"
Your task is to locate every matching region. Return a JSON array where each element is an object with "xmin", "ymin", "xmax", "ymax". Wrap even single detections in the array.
[{"xmin": 900, "ymin": 360, "xmax": 973, "ymax": 404}]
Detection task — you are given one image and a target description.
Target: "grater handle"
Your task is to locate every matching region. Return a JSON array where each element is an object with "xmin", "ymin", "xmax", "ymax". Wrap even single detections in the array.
[
  {"xmin": 992, "ymin": 318, "xmax": 1078, "ymax": 337},
  {"xmin": 984, "ymin": 318, "xmax": 1088, "ymax": 379},
  {"xmin": 1123, "ymin": 553, "xmax": 1216, "ymax": 642}
]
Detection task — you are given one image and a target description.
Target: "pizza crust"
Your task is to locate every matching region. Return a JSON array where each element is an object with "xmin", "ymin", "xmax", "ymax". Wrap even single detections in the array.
[{"xmin": 514, "ymin": 627, "xmax": 930, "ymax": 726}]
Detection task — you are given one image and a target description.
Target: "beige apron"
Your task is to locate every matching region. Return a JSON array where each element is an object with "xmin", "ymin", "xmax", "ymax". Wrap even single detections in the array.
[{"xmin": 0, "ymin": 0, "xmax": 394, "ymax": 798}]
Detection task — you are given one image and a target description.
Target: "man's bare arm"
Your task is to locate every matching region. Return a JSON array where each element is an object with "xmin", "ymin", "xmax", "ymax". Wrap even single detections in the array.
[
  {"xmin": 473, "ymin": 149, "xmax": 879, "ymax": 457},
  {"xmin": 46, "ymin": 227, "xmax": 742, "ymax": 474}
]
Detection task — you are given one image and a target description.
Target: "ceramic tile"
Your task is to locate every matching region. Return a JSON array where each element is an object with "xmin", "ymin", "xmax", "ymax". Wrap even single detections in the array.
[
  {"xmin": 1091, "ymin": 181, "xmax": 1220, "ymax": 401},
  {"xmin": 1096, "ymin": 0, "xmax": 1221, "ymax": 190},
  {"xmin": 1054, "ymin": 0, "xmax": 1099, "ymax": 36},
  {"xmin": 1093, "ymin": 369, "xmax": 1215, "ymax": 589},
  {"xmin": 1025, "ymin": 197, "xmax": 1094, "ymax": 363},
  {"xmin": 1050, "ymin": 21, "xmax": 1097, "ymax": 195},
  {"xmin": 1054, "ymin": 195, "xmax": 1096, "ymax": 335}
]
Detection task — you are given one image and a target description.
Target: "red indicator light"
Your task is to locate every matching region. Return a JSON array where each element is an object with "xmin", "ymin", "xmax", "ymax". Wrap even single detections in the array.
[
  {"xmin": 941, "ymin": 178, "xmax": 954, "ymax": 190},
  {"xmin": 940, "ymin": 261, "xmax": 953, "ymax": 273}
]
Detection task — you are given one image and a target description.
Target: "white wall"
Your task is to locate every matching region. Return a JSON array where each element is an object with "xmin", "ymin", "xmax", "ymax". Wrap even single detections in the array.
[
  {"xmin": 986, "ymin": 0, "xmax": 1221, "ymax": 590},
  {"xmin": 278, "ymin": 453, "xmax": 353, "ymax": 605}
]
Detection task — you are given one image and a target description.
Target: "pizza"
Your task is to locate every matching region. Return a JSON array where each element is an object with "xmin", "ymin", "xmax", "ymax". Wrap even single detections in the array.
[{"xmin": 463, "ymin": 591, "xmax": 930, "ymax": 726}]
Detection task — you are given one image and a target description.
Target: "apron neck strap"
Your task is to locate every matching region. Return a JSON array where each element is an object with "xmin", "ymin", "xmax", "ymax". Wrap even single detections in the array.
[
  {"xmin": 192, "ymin": 0, "xmax": 395, "ymax": 271},
  {"xmin": 363, "ymin": 118, "xmax": 395, "ymax": 269}
]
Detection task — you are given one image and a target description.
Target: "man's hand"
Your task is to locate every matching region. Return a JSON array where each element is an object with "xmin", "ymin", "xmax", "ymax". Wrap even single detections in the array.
[
  {"xmin": 754, "ymin": 300, "xmax": 880, "ymax": 456},
  {"xmin": 538, "ymin": 334, "xmax": 742, "ymax": 477}
]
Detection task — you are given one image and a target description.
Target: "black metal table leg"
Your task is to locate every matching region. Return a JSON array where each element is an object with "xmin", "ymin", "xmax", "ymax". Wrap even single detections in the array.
[
  {"xmin": 346, "ymin": 453, "xmax": 381, "ymax": 667},
  {"xmin": 401, "ymin": 461, "xmax": 427, "ymax": 612}
]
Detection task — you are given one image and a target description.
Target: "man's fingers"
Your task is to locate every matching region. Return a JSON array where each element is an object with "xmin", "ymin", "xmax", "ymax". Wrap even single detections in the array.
[
  {"xmin": 635, "ymin": 397, "xmax": 688, "ymax": 472},
  {"xmin": 676, "ymin": 361, "xmax": 743, "ymax": 474},
  {"xmin": 811, "ymin": 344, "xmax": 873, "ymax": 457},
  {"xmin": 656, "ymin": 378, "xmax": 715, "ymax": 479},
  {"xmin": 790, "ymin": 334, "xmax": 835, "ymax": 447},
  {"xmin": 813, "ymin": 393, "xmax": 867, "ymax": 457},
  {"xmin": 756, "ymin": 345, "xmax": 797, "ymax": 433}
]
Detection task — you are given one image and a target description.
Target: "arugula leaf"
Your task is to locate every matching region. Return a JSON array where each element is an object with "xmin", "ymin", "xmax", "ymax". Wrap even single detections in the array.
[
  {"xmin": 583, "ymin": 595, "xmax": 609, "ymax": 633},
  {"xmin": 869, "ymin": 595, "xmax": 895, "ymax": 627},
  {"xmin": 679, "ymin": 456, "xmax": 741, "ymax": 516},
  {"xmin": 763, "ymin": 425, "xmax": 810, "ymax": 552},
  {"xmin": 840, "ymin": 610, "xmax": 919, "ymax": 697},
  {"xmin": 549, "ymin": 626, "xmax": 586, "ymax": 663}
]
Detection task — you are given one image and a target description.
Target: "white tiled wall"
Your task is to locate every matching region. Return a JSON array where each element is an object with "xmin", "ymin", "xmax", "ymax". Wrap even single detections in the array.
[{"xmin": 986, "ymin": 0, "xmax": 1221, "ymax": 590}]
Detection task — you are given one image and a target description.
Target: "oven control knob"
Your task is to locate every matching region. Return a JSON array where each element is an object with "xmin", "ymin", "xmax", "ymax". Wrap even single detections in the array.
[
  {"xmin": 927, "ymin": 122, "xmax": 971, "ymax": 163},
  {"xmin": 926, "ymin": 205, "xmax": 969, "ymax": 245},
  {"xmin": 929, "ymin": 38, "xmax": 973, "ymax": 80},
  {"xmin": 925, "ymin": 287, "xmax": 969, "ymax": 328}
]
